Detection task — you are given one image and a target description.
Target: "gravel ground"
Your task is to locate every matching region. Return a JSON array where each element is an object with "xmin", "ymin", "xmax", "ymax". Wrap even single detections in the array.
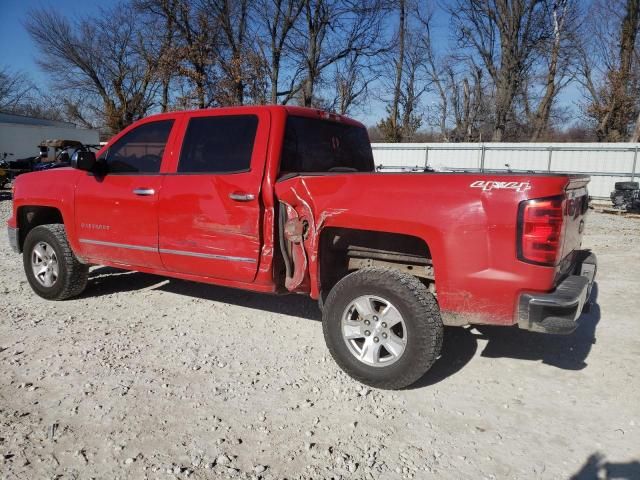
[{"xmin": 1, "ymin": 190, "xmax": 639, "ymax": 480}]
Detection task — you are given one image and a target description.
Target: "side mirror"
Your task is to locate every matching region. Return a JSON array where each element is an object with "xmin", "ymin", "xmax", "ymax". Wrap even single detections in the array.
[{"xmin": 71, "ymin": 150, "xmax": 97, "ymax": 172}]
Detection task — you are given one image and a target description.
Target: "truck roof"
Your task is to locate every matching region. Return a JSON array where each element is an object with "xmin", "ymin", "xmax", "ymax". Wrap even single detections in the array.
[{"xmin": 141, "ymin": 105, "xmax": 366, "ymax": 128}]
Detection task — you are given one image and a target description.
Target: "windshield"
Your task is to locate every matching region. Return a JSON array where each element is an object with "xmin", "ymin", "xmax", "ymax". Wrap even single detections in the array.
[{"xmin": 280, "ymin": 116, "xmax": 374, "ymax": 174}]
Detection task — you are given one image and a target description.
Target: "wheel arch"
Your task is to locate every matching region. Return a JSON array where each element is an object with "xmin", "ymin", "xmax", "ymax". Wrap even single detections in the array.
[
  {"xmin": 16, "ymin": 205, "xmax": 65, "ymax": 253},
  {"xmin": 316, "ymin": 226, "xmax": 441, "ymax": 302}
]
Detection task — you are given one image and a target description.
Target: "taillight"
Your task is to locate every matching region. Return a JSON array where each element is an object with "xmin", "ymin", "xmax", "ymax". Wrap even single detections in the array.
[{"xmin": 517, "ymin": 196, "xmax": 565, "ymax": 266}]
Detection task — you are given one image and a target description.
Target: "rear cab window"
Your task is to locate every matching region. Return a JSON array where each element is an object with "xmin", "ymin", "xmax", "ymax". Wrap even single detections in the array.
[
  {"xmin": 280, "ymin": 116, "xmax": 374, "ymax": 175},
  {"xmin": 178, "ymin": 115, "xmax": 258, "ymax": 173}
]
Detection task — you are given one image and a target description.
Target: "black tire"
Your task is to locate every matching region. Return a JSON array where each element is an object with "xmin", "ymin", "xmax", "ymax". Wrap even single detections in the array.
[
  {"xmin": 23, "ymin": 224, "xmax": 88, "ymax": 300},
  {"xmin": 322, "ymin": 267, "xmax": 443, "ymax": 390},
  {"xmin": 614, "ymin": 181, "xmax": 639, "ymax": 191}
]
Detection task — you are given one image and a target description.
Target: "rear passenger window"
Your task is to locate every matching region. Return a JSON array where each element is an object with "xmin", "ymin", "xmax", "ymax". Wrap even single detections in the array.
[
  {"xmin": 106, "ymin": 120, "xmax": 174, "ymax": 174},
  {"xmin": 280, "ymin": 116, "xmax": 374, "ymax": 173},
  {"xmin": 178, "ymin": 115, "xmax": 258, "ymax": 173}
]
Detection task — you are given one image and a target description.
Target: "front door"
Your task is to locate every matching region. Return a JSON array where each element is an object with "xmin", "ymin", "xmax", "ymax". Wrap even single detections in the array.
[
  {"xmin": 158, "ymin": 111, "xmax": 269, "ymax": 282},
  {"xmin": 75, "ymin": 119, "xmax": 177, "ymax": 268}
]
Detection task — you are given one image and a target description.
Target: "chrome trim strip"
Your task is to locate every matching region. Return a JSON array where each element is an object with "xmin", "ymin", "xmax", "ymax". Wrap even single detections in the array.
[
  {"xmin": 159, "ymin": 248, "xmax": 257, "ymax": 263},
  {"xmin": 79, "ymin": 238, "xmax": 257, "ymax": 263},
  {"xmin": 79, "ymin": 238, "xmax": 157, "ymax": 252}
]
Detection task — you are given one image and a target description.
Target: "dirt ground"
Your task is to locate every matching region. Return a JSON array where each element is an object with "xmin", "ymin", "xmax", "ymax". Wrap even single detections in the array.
[{"xmin": 1, "ymin": 190, "xmax": 639, "ymax": 480}]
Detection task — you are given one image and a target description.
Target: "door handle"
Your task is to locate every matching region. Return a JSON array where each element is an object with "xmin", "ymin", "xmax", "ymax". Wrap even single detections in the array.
[
  {"xmin": 133, "ymin": 188, "xmax": 155, "ymax": 196},
  {"xmin": 229, "ymin": 192, "xmax": 255, "ymax": 202}
]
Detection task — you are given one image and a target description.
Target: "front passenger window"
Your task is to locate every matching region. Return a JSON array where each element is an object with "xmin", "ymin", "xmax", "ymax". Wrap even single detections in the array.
[{"xmin": 105, "ymin": 120, "xmax": 174, "ymax": 173}]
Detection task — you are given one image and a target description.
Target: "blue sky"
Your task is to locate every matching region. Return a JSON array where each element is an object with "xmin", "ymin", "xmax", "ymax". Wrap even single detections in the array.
[
  {"xmin": 1, "ymin": 0, "xmax": 105, "ymax": 85},
  {"xmin": 1, "ymin": 0, "xmax": 582, "ymax": 127}
]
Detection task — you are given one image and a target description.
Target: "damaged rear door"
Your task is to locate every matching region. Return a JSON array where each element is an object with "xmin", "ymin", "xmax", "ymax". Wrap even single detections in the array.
[
  {"xmin": 273, "ymin": 114, "xmax": 375, "ymax": 293},
  {"xmin": 275, "ymin": 181, "xmax": 315, "ymax": 293}
]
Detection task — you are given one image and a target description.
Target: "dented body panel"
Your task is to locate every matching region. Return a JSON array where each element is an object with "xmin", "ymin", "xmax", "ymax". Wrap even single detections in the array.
[{"xmin": 274, "ymin": 173, "xmax": 576, "ymax": 325}]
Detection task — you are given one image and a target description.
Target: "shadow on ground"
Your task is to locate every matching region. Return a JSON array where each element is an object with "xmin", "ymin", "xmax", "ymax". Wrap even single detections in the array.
[
  {"xmin": 83, "ymin": 267, "xmax": 601, "ymax": 387},
  {"xmin": 85, "ymin": 266, "xmax": 321, "ymax": 321},
  {"xmin": 571, "ymin": 453, "xmax": 640, "ymax": 480},
  {"xmin": 0, "ymin": 190, "xmax": 12, "ymax": 201},
  {"xmin": 407, "ymin": 326, "xmax": 479, "ymax": 389},
  {"xmin": 408, "ymin": 283, "xmax": 600, "ymax": 389},
  {"xmin": 477, "ymin": 282, "xmax": 600, "ymax": 370}
]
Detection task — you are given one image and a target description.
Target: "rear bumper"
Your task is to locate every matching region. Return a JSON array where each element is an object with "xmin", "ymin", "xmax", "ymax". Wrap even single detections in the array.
[
  {"xmin": 517, "ymin": 251, "xmax": 597, "ymax": 334},
  {"xmin": 7, "ymin": 226, "xmax": 19, "ymax": 253}
]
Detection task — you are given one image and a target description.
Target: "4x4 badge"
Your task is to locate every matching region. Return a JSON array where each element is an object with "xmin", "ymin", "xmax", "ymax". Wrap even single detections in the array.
[{"xmin": 470, "ymin": 180, "xmax": 532, "ymax": 192}]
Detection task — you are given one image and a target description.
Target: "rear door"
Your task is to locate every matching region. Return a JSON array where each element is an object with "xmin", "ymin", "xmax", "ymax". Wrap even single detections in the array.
[
  {"xmin": 75, "ymin": 118, "xmax": 178, "ymax": 268},
  {"xmin": 158, "ymin": 110, "xmax": 269, "ymax": 282}
]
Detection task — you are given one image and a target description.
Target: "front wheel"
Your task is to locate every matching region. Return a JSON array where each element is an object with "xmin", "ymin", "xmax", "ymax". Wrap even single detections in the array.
[
  {"xmin": 322, "ymin": 267, "xmax": 443, "ymax": 390},
  {"xmin": 23, "ymin": 224, "xmax": 88, "ymax": 300}
]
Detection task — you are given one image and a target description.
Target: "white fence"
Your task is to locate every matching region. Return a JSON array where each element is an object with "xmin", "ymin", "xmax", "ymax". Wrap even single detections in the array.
[{"xmin": 371, "ymin": 142, "xmax": 640, "ymax": 199}]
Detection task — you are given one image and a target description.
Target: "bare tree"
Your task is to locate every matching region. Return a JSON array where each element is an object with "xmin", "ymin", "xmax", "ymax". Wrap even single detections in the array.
[
  {"xmin": 291, "ymin": 0, "xmax": 386, "ymax": 108},
  {"xmin": 326, "ymin": 53, "xmax": 373, "ymax": 114},
  {"xmin": 202, "ymin": 0, "xmax": 252, "ymax": 105},
  {"xmin": 422, "ymin": 46, "xmax": 489, "ymax": 143},
  {"xmin": 448, "ymin": 62, "xmax": 488, "ymax": 141},
  {"xmin": 450, "ymin": 0, "xmax": 550, "ymax": 141},
  {"xmin": 139, "ymin": 0, "xmax": 281, "ymax": 107},
  {"xmin": 390, "ymin": 0, "xmax": 407, "ymax": 140},
  {"xmin": 378, "ymin": 0, "xmax": 432, "ymax": 141},
  {"xmin": 0, "ymin": 66, "xmax": 39, "ymax": 113},
  {"xmin": 328, "ymin": 29, "xmax": 390, "ymax": 116},
  {"xmin": 26, "ymin": 4, "xmax": 161, "ymax": 133},
  {"xmin": 377, "ymin": 0, "xmax": 407, "ymax": 142},
  {"xmin": 0, "ymin": 66, "xmax": 97, "ymax": 125},
  {"xmin": 254, "ymin": 0, "xmax": 304, "ymax": 104},
  {"xmin": 398, "ymin": 29, "xmax": 429, "ymax": 140},
  {"xmin": 463, "ymin": 67, "xmax": 488, "ymax": 140},
  {"xmin": 528, "ymin": 0, "xmax": 579, "ymax": 140},
  {"xmin": 0, "ymin": 67, "xmax": 78, "ymax": 123},
  {"xmin": 414, "ymin": 8, "xmax": 453, "ymax": 141},
  {"xmin": 135, "ymin": 0, "xmax": 181, "ymax": 112},
  {"xmin": 579, "ymin": 0, "xmax": 639, "ymax": 141},
  {"xmin": 424, "ymin": 58, "xmax": 449, "ymax": 141},
  {"xmin": 634, "ymin": 107, "xmax": 640, "ymax": 142},
  {"xmin": 137, "ymin": 0, "xmax": 219, "ymax": 109}
]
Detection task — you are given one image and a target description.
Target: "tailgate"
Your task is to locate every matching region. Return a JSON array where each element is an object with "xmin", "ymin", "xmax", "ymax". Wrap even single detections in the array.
[{"xmin": 560, "ymin": 177, "xmax": 590, "ymax": 262}]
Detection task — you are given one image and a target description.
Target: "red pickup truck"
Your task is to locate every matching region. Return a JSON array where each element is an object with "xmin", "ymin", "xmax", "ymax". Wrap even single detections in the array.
[{"xmin": 7, "ymin": 106, "xmax": 596, "ymax": 389}]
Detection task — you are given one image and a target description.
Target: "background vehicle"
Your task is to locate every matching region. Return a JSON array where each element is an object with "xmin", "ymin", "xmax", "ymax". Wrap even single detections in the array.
[
  {"xmin": 0, "ymin": 152, "xmax": 13, "ymax": 189},
  {"xmin": 6, "ymin": 106, "xmax": 597, "ymax": 389},
  {"xmin": 1, "ymin": 140, "xmax": 99, "ymax": 181},
  {"xmin": 610, "ymin": 181, "xmax": 640, "ymax": 212}
]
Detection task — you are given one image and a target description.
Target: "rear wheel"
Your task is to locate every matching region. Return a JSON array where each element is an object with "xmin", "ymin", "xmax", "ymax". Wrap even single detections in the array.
[
  {"xmin": 322, "ymin": 267, "xmax": 443, "ymax": 389},
  {"xmin": 23, "ymin": 224, "xmax": 88, "ymax": 300}
]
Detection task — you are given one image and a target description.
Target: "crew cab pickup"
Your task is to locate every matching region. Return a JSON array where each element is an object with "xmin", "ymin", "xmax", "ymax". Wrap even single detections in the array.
[{"xmin": 7, "ymin": 106, "xmax": 597, "ymax": 389}]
